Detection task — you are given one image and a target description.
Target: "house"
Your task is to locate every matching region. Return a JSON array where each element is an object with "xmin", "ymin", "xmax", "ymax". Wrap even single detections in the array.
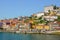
[
  {"xmin": 44, "ymin": 5, "xmax": 60, "ymax": 16},
  {"xmin": 44, "ymin": 25, "xmax": 50, "ymax": 30},
  {"xmin": 0, "ymin": 22, "xmax": 3, "ymax": 29},
  {"xmin": 18, "ymin": 23, "xmax": 30, "ymax": 31},
  {"xmin": 55, "ymin": 9, "xmax": 60, "ymax": 16},
  {"xmin": 44, "ymin": 5, "xmax": 55, "ymax": 13},
  {"xmin": 32, "ymin": 12, "xmax": 44, "ymax": 18},
  {"xmin": 35, "ymin": 24, "xmax": 50, "ymax": 31},
  {"xmin": 44, "ymin": 5, "xmax": 60, "ymax": 13},
  {"xmin": 43, "ymin": 16, "xmax": 57, "ymax": 21},
  {"xmin": 36, "ymin": 25, "xmax": 43, "ymax": 30},
  {"xmin": 2, "ymin": 22, "xmax": 9, "ymax": 30},
  {"xmin": 48, "ymin": 21, "xmax": 60, "ymax": 30}
]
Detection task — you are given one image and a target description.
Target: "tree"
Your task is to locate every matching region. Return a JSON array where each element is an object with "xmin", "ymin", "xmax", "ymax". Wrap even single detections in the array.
[
  {"xmin": 57, "ymin": 16, "xmax": 60, "ymax": 21},
  {"xmin": 54, "ymin": 5, "xmax": 57, "ymax": 9},
  {"xmin": 38, "ymin": 16, "xmax": 46, "ymax": 24}
]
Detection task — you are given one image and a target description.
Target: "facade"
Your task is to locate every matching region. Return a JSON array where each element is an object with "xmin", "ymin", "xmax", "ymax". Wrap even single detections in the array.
[
  {"xmin": 35, "ymin": 12, "xmax": 44, "ymax": 18},
  {"xmin": 43, "ymin": 16, "xmax": 57, "ymax": 21},
  {"xmin": 55, "ymin": 9, "xmax": 60, "ymax": 16},
  {"xmin": 48, "ymin": 21, "xmax": 60, "ymax": 30},
  {"xmin": 32, "ymin": 12, "xmax": 44, "ymax": 18},
  {"xmin": 35, "ymin": 25, "xmax": 50, "ymax": 30},
  {"xmin": 44, "ymin": 5, "xmax": 60, "ymax": 16},
  {"xmin": 0, "ymin": 22, "xmax": 3, "ymax": 29},
  {"xmin": 44, "ymin": 5, "xmax": 54, "ymax": 13}
]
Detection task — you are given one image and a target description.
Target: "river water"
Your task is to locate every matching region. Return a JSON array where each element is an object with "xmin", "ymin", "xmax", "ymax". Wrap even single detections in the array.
[{"xmin": 0, "ymin": 32, "xmax": 60, "ymax": 40}]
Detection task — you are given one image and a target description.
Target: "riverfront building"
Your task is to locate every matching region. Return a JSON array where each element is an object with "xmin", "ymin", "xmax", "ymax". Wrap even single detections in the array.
[{"xmin": 0, "ymin": 5, "xmax": 60, "ymax": 33}]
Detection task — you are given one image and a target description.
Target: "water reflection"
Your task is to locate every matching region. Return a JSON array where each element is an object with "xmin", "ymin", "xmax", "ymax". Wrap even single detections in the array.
[{"xmin": 0, "ymin": 32, "xmax": 60, "ymax": 40}]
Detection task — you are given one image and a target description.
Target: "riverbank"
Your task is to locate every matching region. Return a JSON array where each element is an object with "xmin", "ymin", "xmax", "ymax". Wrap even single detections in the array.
[
  {"xmin": 40, "ymin": 30, "xmax": 60, "ymax": 35},
  {"xmin": 0, "ymin": 30, "xmax": 60, "ymax": 35}
]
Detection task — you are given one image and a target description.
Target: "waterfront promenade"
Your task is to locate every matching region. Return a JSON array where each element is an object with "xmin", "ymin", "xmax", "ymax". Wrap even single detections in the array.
[{"xmin": 0, "ymin": 29, "xmax": 60, "ymax": 35}]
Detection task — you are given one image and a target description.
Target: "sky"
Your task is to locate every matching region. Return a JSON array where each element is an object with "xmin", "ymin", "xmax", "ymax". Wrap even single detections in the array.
[{"xmin": 0, "ymin": 0, "xmax": 60, "ymax": 19}]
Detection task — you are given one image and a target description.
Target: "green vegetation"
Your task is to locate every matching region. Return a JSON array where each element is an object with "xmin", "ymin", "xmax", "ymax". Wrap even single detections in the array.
[
  {"xmin": 57, "ymin": 16, "xmax": 60, "ymax": 21},
  {"xmin": 36, "ymin": 16, "xmax": 46, "ymax": 24}
]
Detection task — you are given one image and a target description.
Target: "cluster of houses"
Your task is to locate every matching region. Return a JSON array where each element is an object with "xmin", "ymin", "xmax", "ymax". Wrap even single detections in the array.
[
  {"xmin": 0, "ymin": 5, "xmax": 60, "ymax": 33},
  {"xmin": 0, "ymin": 17, "xmax": 31, "ymax": 32}
]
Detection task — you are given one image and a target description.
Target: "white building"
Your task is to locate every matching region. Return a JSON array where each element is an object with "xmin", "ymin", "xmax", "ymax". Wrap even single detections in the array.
[
  {"xmin": 44, "ymin": 5, "xmax": 60, "ymax": 14},
  {"xmin": 44, "ymin": 5, "xmax": 54, "ymax": 13},
  {"xmin": 34, "ymin": 12, "xmax": 44, "ymax": 18},
  {"xmin": 54, "ymin": 9, "xmax": 60, "ymax": 16},
  {"xmin": 43, "ymin": 16, "xmax": 57, "ymax": 21}
]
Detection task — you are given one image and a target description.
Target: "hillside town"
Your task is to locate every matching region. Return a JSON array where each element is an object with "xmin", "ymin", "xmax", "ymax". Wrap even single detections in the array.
[{"xmin": 0, "ymin": 5, "xmax": 60, "ymax": 34}]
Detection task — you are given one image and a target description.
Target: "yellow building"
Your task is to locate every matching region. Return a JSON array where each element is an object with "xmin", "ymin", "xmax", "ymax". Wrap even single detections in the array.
[
  {"xmin": 44, "ymin": 25, "xmax": 50, "ymax": 30},
  {"xmin": 35, "ymin": 25, "xmax": 50, "ymax": 30},
  {"xmin": 49, "ymin": 11, "xmax": 56, "ymax": 16},
  {"xmin": 32, "ymin": 25, "xmax": 36, "ymax": 29},
  {"xmin": 36, "ymin": 25, "xmax": 43, "ymax": 30},
  {"xmin": 29, "ymin": 20, "xmax": 34, "ymax": 23}
]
